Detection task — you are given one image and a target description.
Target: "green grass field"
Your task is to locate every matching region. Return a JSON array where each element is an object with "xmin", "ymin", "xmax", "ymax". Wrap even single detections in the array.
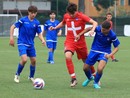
[{"xmin": 0, "ymin": 36, "xmax": 130, "ymax": 98}]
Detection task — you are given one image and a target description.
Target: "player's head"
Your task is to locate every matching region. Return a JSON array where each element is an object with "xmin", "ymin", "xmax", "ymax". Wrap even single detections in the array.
[
  {"xmin": 49, "ymin": 11, "xmax": 56, "ymax": 19},
  {"xmin": 28, "ymin": 5, "xmax": 38, "ymax": 19},
  {"xmin": 106, "ymin": 12, "xmax": 112, "ymax": 21},
  {"xmin": 101, "ymin": 21, "xmax": 111, "ymax": 35},
  {"xmin": 66, "ymin": 3, "xmax": 77, "ymax": 17}
]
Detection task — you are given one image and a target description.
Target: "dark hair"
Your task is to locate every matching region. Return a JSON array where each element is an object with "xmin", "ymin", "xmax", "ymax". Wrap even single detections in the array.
[
  {"xmin": 28, "ymin": 5, "xmax": 38, "ymax": 13},
  {"xmin": 106, "ymin": 12, "xmax": 112, "ymax": 16},
  {"xmin": 102, "ymin": 21, "xmax": 111, "ymax": 29},
  {"xmin": 49, "ymin": 10, "xmax": 56, "ymax": 15},
  {"xmin": 66, "ymin": 3, "xmax": 77, "ymax": 14}
]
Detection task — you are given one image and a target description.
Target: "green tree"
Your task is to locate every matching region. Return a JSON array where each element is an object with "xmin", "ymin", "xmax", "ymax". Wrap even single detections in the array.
[
  {"xmin": 93, "ymin": 0, "xmax": 114, "ymax": 11},
  {"xmin": 50, "ymin": 0, "xmax": 68, "ymax": 20},
  {"xmin": 78, "ymin": 0, "xmax": 85, "ymax": 13},
  {"xmin": 0, "ymin": 0, "xmax": 3, "ymax": 14}
]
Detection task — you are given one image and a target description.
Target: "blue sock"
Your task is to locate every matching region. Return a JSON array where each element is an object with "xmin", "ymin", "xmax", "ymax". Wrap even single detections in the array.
[
  {"xmin": 47, "ymin": 52, "xmax": 50, "ymax": 61},
  {"xmin": 16, "ymin": 63, "xmax": 24, "ymax": 76},
  {"xmin": 84, "ymin": 69, "xmax": 92, "ymax": 80},
  {"xmin": 29, "ymin": 65, "xmax": 36, "ymax": 78},
  {"xmin": 49, "ymin": 51, "xmax": 53, "ymax": 61},
  {"xmin": 94, "ymin": 72, "xmax": 102, "ymax": 84}
]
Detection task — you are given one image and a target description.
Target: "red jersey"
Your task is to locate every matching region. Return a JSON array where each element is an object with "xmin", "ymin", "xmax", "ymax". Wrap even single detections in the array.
[
  {"xmin": 63, "ymin": 12, "xmax": 91, "ymax": 44},
  {"xmin": 106, "ymin": 19, "xmax": 113, "ymax": 29}
]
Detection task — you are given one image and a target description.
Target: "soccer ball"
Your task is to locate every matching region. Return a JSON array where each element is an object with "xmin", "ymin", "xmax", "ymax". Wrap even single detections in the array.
[{"xmin": 33, "ymin": 78, "xmax": 45, "ymax": 89}]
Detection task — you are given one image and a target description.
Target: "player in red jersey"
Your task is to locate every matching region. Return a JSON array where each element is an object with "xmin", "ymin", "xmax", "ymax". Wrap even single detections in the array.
[
  {"xmin": 50, "ymin": 3, "xmax": 97, "ymax": 87},
  {"xmin": 106, "ymin": 12, "xmax": 119, "ymax": 62}
]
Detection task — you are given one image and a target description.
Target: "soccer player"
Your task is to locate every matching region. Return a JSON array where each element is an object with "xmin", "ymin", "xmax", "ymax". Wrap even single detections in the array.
[
  {"xmin": 106, "ymin": 12, "xmax": 119, "ymax": 62},
  {"xmin": 9, "ymin": 5, "xmax": 46, "ymax": 83},
  {"xmin": 82, "ymin": 21, "xmax": 120, "ymax": 89},
  {"xmin": 43, "ymin": 11, "xmax": 62, "ymax": 64},
  {"xmin": 50, "ymin": 3, "xmax": 97, "ymax": 87}
]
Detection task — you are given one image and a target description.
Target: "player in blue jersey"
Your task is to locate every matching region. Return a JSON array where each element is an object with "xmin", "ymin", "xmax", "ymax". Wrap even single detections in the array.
[
  {"xmin": 9, "ymin": 5, "xmax": 46, "ymax": 83},
  {"xmin": 43, "ymin": 11, "xmax": 62, "ymax": 64},
  {"xmin": 82, "ymin": 21, "xmax": 120, "ymax": 89}
]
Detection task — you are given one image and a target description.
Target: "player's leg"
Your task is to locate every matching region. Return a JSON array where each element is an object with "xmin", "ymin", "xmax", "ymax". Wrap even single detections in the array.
[
  {"xmin": 14, "ymin": 45, "xmax": 28, "ymax": 83},
  {"xmin": 93, "ymin": 60, "xmax": 106, "ymax": 89},
  {"xmin": 65, "ymin": 51, "xmax": 77, "ymax": 87},
  {"xmin": 82, "ymin": 64, "xmax": 94, "ymax": 87},
  {"xmin": 82, "ymin": 51, "xmax": 97, "ymax": 87},
  {"xmin": 28, "ymin": 46, "xmax": 36, "ymax": 82},
  {"xmin": 46, "ymin": 42, "xmax": 54, "ymax": 64},
  {"xmin": 50, "ymin": 42, "xmax": 57, "ymax": 64},
  {"xmin": 29, "ymin": 57, "xmax": 36, "ymax": 82}
]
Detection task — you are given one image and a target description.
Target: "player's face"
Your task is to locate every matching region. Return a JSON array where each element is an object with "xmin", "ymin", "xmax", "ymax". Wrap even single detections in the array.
[
  {"xmin": 28, "ymin": 12, "xmax": 37, "ymax": 20},
  {"xmin": 106, "ymin": 15, "xmax": 112, "ymax": 21},
  {"xmin": 101, "ymin": 28, "xmax": 110, "ymax": 35},
  {"xmin": 50, "ymin": 13, "xmax": 56, "ymax": 19}
]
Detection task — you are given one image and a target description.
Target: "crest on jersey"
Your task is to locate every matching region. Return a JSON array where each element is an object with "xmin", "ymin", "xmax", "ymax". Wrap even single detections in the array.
[
  {"xmin": 75, "ymin": 18, "xmax": 79, "ymax": 21},
  {"xmin": 33, "ymin": 24, "xmax": 36, "ymax": 27},
  {"xmin": 66, "ymin": 19, "xmax": 69, "ymax": 21},
  {"xmin": 107, "ymin": 37, "xmax": 110, "ymax": 41}
]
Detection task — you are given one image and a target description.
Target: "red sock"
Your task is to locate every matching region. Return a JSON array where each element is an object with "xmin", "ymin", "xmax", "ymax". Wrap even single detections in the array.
[
  {"xmin": 111, "ymin": 55, "xmax": 115, "ymax": 60},
  {"xmin": 66, "ymin": 58, "xmax": 76, "ymax": 78}
]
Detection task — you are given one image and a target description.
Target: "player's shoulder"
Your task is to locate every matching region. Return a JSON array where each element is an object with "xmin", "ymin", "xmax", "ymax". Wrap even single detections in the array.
[
  {"xmin": 109, "ymin": 29, "xmax": 116, "ymax": 37},
  {"xmin": 55, "ymin": 20, "xmax": 60, "ymax": 23},
  {"xmin": 64, "ymin": 13, "xmax": 70, "ymax": 17},
  {"xmin": 45, "ymin": 20, "xmax": 50, "ymax": 23},
  {"xmin": 96, "ymin": 25, "xmax": 101, "ymax": 31},
  {"xmin": 33, "ymin": 18, "xmax": 40, "ymax": 24},
  {"xmin": 19, "ymin": 16, "xmax": 27, "ymax": 21}
]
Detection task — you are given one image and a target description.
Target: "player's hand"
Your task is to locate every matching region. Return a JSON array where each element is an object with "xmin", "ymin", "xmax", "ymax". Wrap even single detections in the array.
[
  {"xmin": 57, "ymin": 32, "xmax": 61, "ymax": 36},
  {"xmin": 105, "ymin": 53, "xmax": 111, "ymax": 59},
  {"xmin": 42, "ymin": 40, "xmax": 46, "ymax": 46},
  {"xmin": 49, "ymin": 26, "xmax": 55, "ymax": 30},
  {"xmin": 9, "ymin": 38, "xmax": 15, "ymax": 47},
  {"xmin": 74, "ymin": 34, "xmax": 80, "ymax": 42},
  {"xmin": 88, "ymin": 31, "xmax": 95, "ymax": 37}
]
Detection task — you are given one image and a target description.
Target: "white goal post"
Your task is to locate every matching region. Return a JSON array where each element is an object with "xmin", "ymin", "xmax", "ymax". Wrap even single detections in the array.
[{"xmin": 0, "ymin": 14, "xmax": 18, "ymax": 36}]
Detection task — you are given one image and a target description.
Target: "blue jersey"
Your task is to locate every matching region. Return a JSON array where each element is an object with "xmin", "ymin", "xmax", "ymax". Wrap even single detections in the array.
[
  {"xmin": 15, "ymin": 16, "xmax": 42, "ymax": 46},
  {"xmin": 91, "ymin": 26, "xmax": 120, "ymax": 54},
  {"xmin": 44, "ymin": 20, "xmax": 61, "ymax": 42}
]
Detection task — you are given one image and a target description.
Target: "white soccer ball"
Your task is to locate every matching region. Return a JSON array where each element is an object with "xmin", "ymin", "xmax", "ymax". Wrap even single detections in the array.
[{"xmin": 33, "ymin": 78, "xmax": 45, "ymax": 89}]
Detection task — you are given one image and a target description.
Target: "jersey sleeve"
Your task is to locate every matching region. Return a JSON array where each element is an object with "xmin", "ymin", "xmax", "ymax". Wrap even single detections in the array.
[
  {"xmin": 81, "ymin": 14, "xmax": 91, "ymax": 22},
  {"xmin": 111, "ymin": 32, "xmax": 120, "ymax": 47},
  {"xmin": 62, "ymin": 14, "xmax": 66, "ymax": 25},
  {"xmin": 36, "ymin": 21, "xmax": 42, "ymax": 34},
  {"xmin": 14, "ymin": 18, "xmax": 23, "ymax": 28},
  {"xmin": 44, "ymin": 21, "xmax": 48, "ymax": 31}
]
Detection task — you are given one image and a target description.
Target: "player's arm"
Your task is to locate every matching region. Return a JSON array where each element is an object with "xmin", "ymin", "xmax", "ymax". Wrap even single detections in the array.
[
  {"xmin": 75, "ymin": 27, "xmax": 92, "ymax": 41},
  {"xmin": 105, "ymin": 46, "xmax": 119, "ymax": 59},
  {"xmin": 42, "ymin": 30, "xmax": 46, "ymax": 36},
  {"xmin": 49, "ymin": 21, "xmax": 65, "ymax": 30},
  {"xmin": 38, "ymin": 33, "xmax": 46, "ymax": 46},
  {"xmin": 9, "ymin": 24, "xmax": 16, "ymax": 47},
  {"xmin": 89, "ymin": 19, "xmax": 98, "ymax": 32},
  {"xmin": 105, "ymin": 35, "xmax": 120, "ymax": 59}
]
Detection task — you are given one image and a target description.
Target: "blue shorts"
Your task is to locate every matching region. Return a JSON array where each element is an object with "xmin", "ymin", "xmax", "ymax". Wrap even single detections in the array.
[
  {"xmin": 85, "ymin": 50, "xmax": 108, "ymax": 66},
  {"xmin": 46, "ymin": 41, "xmax": 57, "ymax": 50},
  {"xmin": 18, "ymin": 45, "xmax": 36, "ymax": 57}
]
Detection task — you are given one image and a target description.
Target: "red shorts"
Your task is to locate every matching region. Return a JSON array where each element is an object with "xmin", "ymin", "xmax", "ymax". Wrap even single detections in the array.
[{"xmin": 64, "ymin": 42, "xmax": 88, "ymax": 60}]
